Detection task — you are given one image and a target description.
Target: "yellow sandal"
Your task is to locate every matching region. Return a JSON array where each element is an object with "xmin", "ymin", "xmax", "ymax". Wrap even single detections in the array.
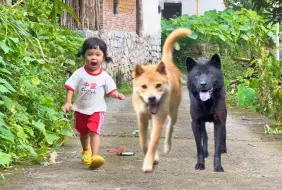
[
  {"xmin": 81, "ymin": 148, "xmax": 92, "ymax": 165},
  {"xmin": 89, "ymin": 155, "xmax": 105, "ymax": 170}
]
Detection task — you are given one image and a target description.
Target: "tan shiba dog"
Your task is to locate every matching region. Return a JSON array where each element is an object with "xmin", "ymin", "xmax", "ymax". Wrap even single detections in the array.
[{"xmin": 132, "ymin": 28, "xmax": 192, "ymax": 173}]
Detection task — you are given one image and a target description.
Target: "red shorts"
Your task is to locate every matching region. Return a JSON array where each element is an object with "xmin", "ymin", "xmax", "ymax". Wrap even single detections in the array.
[{"xmin": 74, "ymin": 111, "xmax": 105, "ymax": 136}]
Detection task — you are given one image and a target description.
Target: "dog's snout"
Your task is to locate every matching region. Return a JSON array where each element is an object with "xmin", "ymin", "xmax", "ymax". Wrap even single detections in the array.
[
  {"xmin": 148, "ymin": 96, "xmax": 156, "ymax": 103},
  {"xmin": 200, "ymin": 81, "xmax": 207, "ymax": 87}
]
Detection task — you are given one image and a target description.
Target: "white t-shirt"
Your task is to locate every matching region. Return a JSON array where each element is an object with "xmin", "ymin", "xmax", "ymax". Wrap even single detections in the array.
[{"xmin": 64, "ymin": 66, "xmax": 117, "ymax": 115}]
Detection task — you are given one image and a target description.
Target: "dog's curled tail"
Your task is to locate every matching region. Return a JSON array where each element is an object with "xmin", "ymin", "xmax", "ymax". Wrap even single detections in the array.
[{"xmin": 162, "ymin": 28, "xmax": 192, "ymax": 63}]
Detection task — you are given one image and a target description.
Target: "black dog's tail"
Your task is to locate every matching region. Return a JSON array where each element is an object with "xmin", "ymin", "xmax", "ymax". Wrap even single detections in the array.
[{"xmin": 162, "ymin": 28, "xmax": 192, "ymax": 64}]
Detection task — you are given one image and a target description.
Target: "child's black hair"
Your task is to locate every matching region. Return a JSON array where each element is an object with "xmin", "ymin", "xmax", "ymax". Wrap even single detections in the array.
[{"xmin": 77, "ymin": 37, "xmax": 113, "ymax": 63}]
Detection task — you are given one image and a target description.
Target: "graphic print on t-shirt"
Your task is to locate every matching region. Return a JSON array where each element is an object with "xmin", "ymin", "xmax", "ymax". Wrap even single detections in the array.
[{"xmin": 81, "ymin": 81, "xmax": 97, "ymax": 94}]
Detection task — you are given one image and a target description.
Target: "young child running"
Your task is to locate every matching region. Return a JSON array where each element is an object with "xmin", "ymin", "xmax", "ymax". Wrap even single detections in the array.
[{"xmin": 62, "ymin": 37, "xmax": 125, "ymax": 169}]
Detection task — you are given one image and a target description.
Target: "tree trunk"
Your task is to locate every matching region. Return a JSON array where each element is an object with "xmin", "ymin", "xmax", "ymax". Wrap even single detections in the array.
[
  {"xmin": 223, "ymin": 0, "xmax": 229, "ymax": 9},
  {"xmin": 136, "ymin": 0, "xmax": 143, "ymax": 37},
  {"xmin": 0, "ymin": 0, "xmax": 6, "ymax": 4}
]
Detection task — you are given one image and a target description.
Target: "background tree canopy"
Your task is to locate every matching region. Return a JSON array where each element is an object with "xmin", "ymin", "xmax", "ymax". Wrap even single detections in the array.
[{"xmin": 228, "ymin": 0, "xmax": 282, "ymax": 23}]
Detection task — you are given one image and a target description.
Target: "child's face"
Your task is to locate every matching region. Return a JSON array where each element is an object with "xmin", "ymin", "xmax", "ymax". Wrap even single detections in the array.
[{"xmin": 84, "ymin": 48, "xmax": 104, "ymax": 72}]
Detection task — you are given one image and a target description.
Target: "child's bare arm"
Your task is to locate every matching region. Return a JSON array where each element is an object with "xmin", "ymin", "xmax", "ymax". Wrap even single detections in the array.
[
  {"xmin": 109, "ymin": 90, "xmax": 125, "ymax": 100},
  {"xmin": 62, "ymin": 90, "xmax": 74, "ymax": 112}
]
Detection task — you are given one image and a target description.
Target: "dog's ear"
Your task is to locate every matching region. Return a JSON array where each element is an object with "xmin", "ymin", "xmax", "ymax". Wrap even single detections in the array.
[
  {"xmin": 210, "ymin": 54, "xmax": 221, "ymax": 69},
  {"xmin": 156, "ymin": 61, "xmax": 167, "ymax": 75},
  {"xmin": 134, "ymin": 64, "xmax": 144, "ymax": 78},
  {"xmin": 185, "ymin": 57, "xmax": 197, "ymax": 72}
]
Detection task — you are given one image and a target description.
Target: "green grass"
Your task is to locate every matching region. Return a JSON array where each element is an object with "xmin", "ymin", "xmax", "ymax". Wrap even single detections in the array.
[
  {"xmin": 118, "ymin": 82, "xmax": 132, "ymax": 94},
  {"xmin": 264, "ymin": 123, "xmax": 282, "ymax": 135}
]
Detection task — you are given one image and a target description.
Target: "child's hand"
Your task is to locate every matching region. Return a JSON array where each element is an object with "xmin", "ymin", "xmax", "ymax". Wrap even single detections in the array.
[
  {"xmin": 110, "ymin": 91, "xmax": 125, "ymax": 100},
  {"xmin": 117, "ymin": 93, "xmax": 125, "ymax": 100},
  {"xmin": 62, "ymin": 102, "xmax": 73, "ymax": 112}
]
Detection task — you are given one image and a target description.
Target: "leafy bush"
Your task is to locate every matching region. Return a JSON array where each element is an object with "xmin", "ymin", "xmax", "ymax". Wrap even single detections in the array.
[
  {"xmin": 0, "ymin": 2, "xmax": 83, "ymax": 167},
  {"xmin": 162, "ymin": 9, "xmax": 277, "ymax": 47},
  {"xmin": 237, "ymin": 84, "xmax": 258, "ymax": 109},
  {"xmin": 255, "ymin": 53, "xmax": 282, "ymax": 121}
]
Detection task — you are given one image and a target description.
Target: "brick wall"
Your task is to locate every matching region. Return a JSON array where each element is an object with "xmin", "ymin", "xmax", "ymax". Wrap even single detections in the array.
[{"xmin": 101, "ymin": 0, "xmax": 136, "ymax": 33}]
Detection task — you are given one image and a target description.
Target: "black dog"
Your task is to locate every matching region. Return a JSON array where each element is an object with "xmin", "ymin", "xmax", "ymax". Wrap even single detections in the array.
[{"xmin": 186, "ymin": 54, "xmax": 227, "ymax": 172}]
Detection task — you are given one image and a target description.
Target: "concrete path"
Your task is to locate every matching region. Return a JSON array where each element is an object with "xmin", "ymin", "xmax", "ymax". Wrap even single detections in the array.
[{"xmin": 2, "ymin": 87, "xmax": 282, "ymax": 190}]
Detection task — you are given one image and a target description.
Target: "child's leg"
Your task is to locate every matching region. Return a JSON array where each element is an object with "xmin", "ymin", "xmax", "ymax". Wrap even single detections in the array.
[
  {"xmin": 80, "ymin": 133, "xmax": 92, "ymax": 165},
  {"xmin": 75, "ymin": 111, "xmax": 92, "ymax": 164},
  {"xmin": 80, "ymin": 134, "xmax": 90, "ymax": 151},
  {"xmin": 88, "ymin": 112, "xmax": 104, "ymax": 156},
  {"xmin": 89, "ymin": 131, "xmax": 104, "ymax": 169},
  {"xmin": 90, "ymin": 132, "xmax": 100, "ymax": 156},
  {"xmin": 88, "ymin": 112, "xmax": 105, "ymax": 169}
]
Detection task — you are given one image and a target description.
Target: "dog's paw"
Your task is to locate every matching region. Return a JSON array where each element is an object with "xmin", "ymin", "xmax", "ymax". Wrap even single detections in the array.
[
  {"xmin": 221, "ymin": 147, "xmax": 227, "ymax": 154},
  {"xmin": 204, "ymin": 150, "xmax": 209, "ymax": 158},
  {"xmin": 164, "ymin": 144, "xmax": 171, "ymax": 154},
  {"xmin": 142, "ymin": 155, "xmax": 154, "ymax": 173},
  {"xmin": 154, "ymin": 152, "xmax": 159, "ymax": 165},
  {"xmin": 214, "ymin": 165, "xmax": 224, "ymax": 172},
  {"xmin": 195, "ymin": 163, "xmax": 205, "ymax": 170},
  {"xmin": 142, "ymin": 164, "xmax": 153, "ymax": 173}
]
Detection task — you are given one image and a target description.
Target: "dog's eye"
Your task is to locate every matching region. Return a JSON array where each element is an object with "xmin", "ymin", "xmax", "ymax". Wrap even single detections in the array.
[
  {"xmin": 141, "ymin": 85, "xmax": 147, "ymax": 89},
  {"xmin": 195, "ymin": 73, "xmax": 200, "ymax": 76},
  {"xmin": 156, "ymin": 84, "xmax": 162, "ymax": 88}
]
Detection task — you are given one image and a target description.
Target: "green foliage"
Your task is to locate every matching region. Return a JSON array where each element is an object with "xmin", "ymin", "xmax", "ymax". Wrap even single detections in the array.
[
  {"xmin": 254, "ymin": 53, "xmax": 282, "ymax": 121},
  {"xmin": 132, "ymin": 129, "xmax": 140, "ymax": 137},
  {"xmin": 114, "ymin": 68, "xmax": 125, "ymax": 89},
  {"xmin": 264, "ymin": 123, "xmax": 282, "ymax": 135},
  {"xmin": 0, "ymin": 152, "xmax": 11, "ymax": 168},
  {"xmin": 118, "ymin": 82, "xmax": 132, "ymax": 94},
  {"xmin": 0, "ymin": 2, "xmax": 83, "ymax": 168},
  {"xmin": 48, "ymin": 0, "xmax": 80, "ymax": 24},
  {"xmin": 8, "ymin": 0, "xmax": 80, "ymax": 24},
  {"xmin": 0, "ymin": 174, "xmax": 5, "ymax": 185},
  {"xmin": 162, "ymin": 9, "xmax": 277, "ymax": 51},
  {"xmin": 237, "ymin": 84, "xmax": 258, "ymax": 109},
  {"xmin": 227, "ymin": 0, "xmax": 282, "ymax": 24},
  {"xmin": 113, "ymin": 67, "xmax": 132, "ymax": 94},
  {"xmin": 227, "ymin": 0, "xmax": 256, "ymax": 11}
]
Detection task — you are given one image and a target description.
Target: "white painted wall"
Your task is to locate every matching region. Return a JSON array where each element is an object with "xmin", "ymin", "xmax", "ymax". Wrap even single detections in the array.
[
  {"xmin": 164, "ymin": 0, "xmax": 225, "ymax": 16},
  {"xmin": 197, "ymin": 0, "xmax": 225, "ymax": 15},
  {"xmin": 181, "ymin": 0, "xmax": 197, "ymax": 15},
  {"xmin": 142, "ymin": 0, "xmax": 162, "ymax": 36}
]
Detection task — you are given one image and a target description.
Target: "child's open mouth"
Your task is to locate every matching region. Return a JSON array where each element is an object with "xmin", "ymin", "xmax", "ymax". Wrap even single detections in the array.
[{"xmin": 91, "ymin": 62, "xmax": 97, "ymax": 66}]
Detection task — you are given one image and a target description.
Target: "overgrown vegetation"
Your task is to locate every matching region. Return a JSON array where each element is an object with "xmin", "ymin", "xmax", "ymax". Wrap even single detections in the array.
[
  {"xmin": 227, "ymin": 0, "xmax": 282, "ymax": 24},
  {"xmin": 113, "ymin": 68, "xmax": 132, "ymax": 94},
  {"xmin": 0, "ymin": 2, "xmax": 84, "ymax": 168},
  {"xmin": 162, "ymin": 8, "xmax": 282, "ymax": 122}
]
